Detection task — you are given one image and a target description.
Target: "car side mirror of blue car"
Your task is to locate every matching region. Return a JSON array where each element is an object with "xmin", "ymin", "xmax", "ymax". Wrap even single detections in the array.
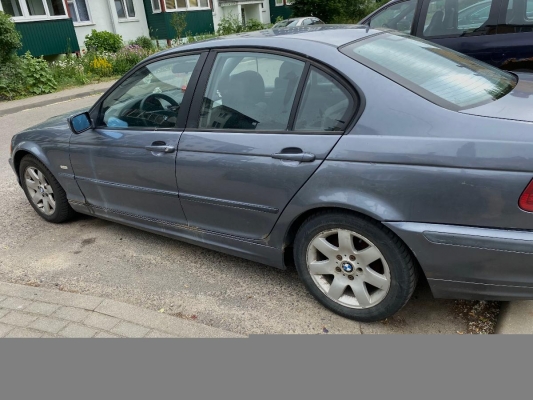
[{"xmin": 68, "ymin": 112, "xmax": 92, "ymax": 134}]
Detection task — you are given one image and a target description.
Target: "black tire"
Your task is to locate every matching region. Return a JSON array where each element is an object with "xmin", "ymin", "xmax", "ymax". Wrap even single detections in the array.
[
  {"xmin": 19, "ymin": 155, "xmax": 76, "ymax": 223},
  {"xmin": 294, "ymin": 211, "xmax": 418, "ymax": 322}
]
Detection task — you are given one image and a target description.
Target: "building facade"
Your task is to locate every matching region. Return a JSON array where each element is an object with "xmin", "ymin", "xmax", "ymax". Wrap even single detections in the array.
[{"xmin": 0, "ymin": 0, "xmax": 293, "ymax": 57}]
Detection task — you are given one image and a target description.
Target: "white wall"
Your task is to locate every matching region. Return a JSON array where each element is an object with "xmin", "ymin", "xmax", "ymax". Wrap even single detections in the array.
[
  {"xmin": 212, "ymin": 1, "xmax": 270, "ymax": 32},
  {"xmin": 74, "ymin": 0, "xmax": 150, "ymax": 52}
]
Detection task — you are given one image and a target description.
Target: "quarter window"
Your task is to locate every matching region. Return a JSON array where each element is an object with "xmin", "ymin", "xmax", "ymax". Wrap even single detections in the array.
[
  {"xmin": 369, "ymin": 0, "xmax": 416, "ymax": 33},
  {"xmin": 294, "ymin": 68, "xmax": 352, "ymax": 132},
  {"xmin": 422, "ymin": 0, "xmax": 494, "ymax": 37},
  {"xmin": 101, "ymin": 55, "xmax": 200, "ymax": 129},
  {"xmin": 199, "ymin": 52, "xmax": 305, "ymax": 131}
]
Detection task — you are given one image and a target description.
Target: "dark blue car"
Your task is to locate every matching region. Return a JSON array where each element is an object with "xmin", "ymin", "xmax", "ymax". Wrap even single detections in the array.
[{"xmin": 360, "ymin": 0, "xmax": 533, "ymax": 71}]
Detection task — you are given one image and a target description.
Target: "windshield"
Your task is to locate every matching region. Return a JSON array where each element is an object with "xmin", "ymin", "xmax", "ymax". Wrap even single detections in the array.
[{"xmin": 340, "ymin": 32, "xmax": 517, "ymax": 110}]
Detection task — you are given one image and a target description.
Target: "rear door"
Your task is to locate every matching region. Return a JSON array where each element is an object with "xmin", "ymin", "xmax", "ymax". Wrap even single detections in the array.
[
  {"xmin": 416, "ymin": 0, "xmax": 501, "ymax": 65},
  {"xmin": 176, "ymin": 51, "xmax": 357, "ymax": 239},
  {"xmin": 493, "ymin": 0, "xmax": 533, "ymax": 70}
]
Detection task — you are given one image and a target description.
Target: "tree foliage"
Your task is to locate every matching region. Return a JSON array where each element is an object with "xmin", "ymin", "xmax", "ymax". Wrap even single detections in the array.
[
  {"xmin": 0, "ymin": 11, "xmax": 22, "ymax": 64},
  {"xmin": 291, "ymin": 0, "xmax": 344, "ymax": 23},
  {"xmin": 291, "ymin": 0, "xmax": 388, "ymax": 24}
]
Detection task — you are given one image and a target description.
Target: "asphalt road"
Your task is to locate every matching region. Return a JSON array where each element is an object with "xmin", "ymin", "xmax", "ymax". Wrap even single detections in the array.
[{"xmin": 0, "ymin": 96, "xmax": 468, "ymax": 334}]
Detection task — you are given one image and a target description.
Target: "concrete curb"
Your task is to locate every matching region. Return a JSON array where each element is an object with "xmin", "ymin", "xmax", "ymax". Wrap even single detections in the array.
[
  {"xmin": 0, "ymin": 282, "xmax": 243, "ymax": 338},
  {"xmin": 495, "ymin": 301, "xmax": 533, "ymax": 334},
  {"xmin": 0, "ymin": 81, "xmax": 116, "ymax": 117}
]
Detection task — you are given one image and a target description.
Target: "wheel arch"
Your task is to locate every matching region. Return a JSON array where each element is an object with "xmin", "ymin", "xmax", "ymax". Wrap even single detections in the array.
[
  {"xmin": 281, "ymin": 206, "xmax": 424, "ymax": 279},
  {"xmin": 13, "ymin": 146, "xmax": 53, "ymax": 179}
]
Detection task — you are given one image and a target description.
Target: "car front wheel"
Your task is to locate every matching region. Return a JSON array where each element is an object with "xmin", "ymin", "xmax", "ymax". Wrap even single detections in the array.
[
  {"xmin": 294, "ymin": 211, "xmax": 418, "ymax": 322},
  {"xmin": 19, "ymin": 155, "xmax": 75, "ymax": 223}
]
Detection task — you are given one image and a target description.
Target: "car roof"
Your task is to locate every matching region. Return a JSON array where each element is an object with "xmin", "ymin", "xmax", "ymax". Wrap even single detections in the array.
[{"xmin": 155, "ymin": 25, "xmax": 379, "ymax": 58}]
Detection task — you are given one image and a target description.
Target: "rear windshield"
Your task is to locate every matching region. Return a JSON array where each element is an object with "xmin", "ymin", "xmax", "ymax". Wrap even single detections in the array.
[{"xmin": 340, "ymin": 32, "xmax": 517, "ymax": 110}]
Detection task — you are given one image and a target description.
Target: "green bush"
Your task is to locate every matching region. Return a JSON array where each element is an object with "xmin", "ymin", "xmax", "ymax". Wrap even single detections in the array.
[
  {"xmin": 0, "ymin": 11, "xmax": 22, "ymax": 64},
  {"xmin": 84, "ymin": 30, "xmax": 123, "ymax": 53},
  {"xmin": 50, "ymin": 56, "xmax": 90, "ymax": 88},
  {"xmin": 0, "ymin": 57, "xmax": 25, "ymax": 100},
  {"xmin": 216, "ymin": 14, "xmax": 266, "ymax": 36},
  {"xmin": 185, "ymin": 32, "xmax": 217, "ymax": 43},
  {"xmin": 131, "ymin": 36, "xmax": 155, "ymax": 51},
  {"xmin": 20, "ymin": 52, "xmax": 57, "ymax": 95},
  {"xmin": 112, "ymin": 45, "xmax": 152, "ymax": 75}
]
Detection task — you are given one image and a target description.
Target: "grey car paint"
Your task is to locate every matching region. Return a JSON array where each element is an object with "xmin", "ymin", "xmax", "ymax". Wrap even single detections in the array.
[{"xmin": 9, "ymin": 26, "xmax": 533, "ymax": 302}]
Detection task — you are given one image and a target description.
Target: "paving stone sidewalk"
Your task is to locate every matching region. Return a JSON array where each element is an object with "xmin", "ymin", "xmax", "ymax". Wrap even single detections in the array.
[{"xmin": 0, "ymin": 282, "xmax": 242, "ymax": 338}]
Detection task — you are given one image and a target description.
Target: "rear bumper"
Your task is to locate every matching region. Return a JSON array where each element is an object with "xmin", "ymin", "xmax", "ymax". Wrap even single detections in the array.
[{"xmin": 385, "ymin": 222, "xmax": 533, "ymax": 301}]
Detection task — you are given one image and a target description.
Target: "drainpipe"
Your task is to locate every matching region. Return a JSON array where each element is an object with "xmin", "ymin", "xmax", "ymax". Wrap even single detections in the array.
[{"xmin": 106, "ymin": 0, "xmax": 118, "ymax": 34}]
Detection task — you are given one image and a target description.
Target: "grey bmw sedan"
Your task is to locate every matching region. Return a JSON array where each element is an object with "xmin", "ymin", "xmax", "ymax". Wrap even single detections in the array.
[{"xmin": 8, "ymin": 26, "xmax": 533, "ymax": 322}]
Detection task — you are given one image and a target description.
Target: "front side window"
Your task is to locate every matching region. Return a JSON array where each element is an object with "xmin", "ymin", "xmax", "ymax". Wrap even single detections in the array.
[
  {"xmin": 341, "ymin": 32, "xmax": 517, "ymax": 110},
  {"xmin": 199, "ymin": 52, "xmax": 305, "ymax": 131},
  {"xmin": 369, "ymin": 0, "xmax": 416, "ymax": 33},
  {"xmin": 422, "ymin": 0, "xmax": 494, "ymax": 37},
  {"xmin": 101, "ymin": 55, "xmax": 200, "ymax": 129},
  {"xmin": 1, "ymin": 0, "xmax": 66, "ymax": 18},
  {"xmin": 67, "ymin": 0, "xmax": 90, "ymax": 23},
  {"xmin": 295, "ymin": 68, "xmax": 352, "ymax": 132}
]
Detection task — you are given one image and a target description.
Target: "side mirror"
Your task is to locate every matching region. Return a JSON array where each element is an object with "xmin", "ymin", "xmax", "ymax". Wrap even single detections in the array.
[{"xmin": 68, "ymin": 112, "xmax": 92, "ymax": 134}]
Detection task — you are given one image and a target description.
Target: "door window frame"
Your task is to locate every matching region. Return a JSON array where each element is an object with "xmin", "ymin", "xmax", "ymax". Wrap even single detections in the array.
[
  {"xmin": 89, "ymin": 51, "xmax": 209, "ymax": 131},
  {"xmin": 415, "ymin": 0, "xmax": 501, "ymax": 38},
  {"xmin": 185, "ymin": 48, "xmax": 362, "ymax": 135}
]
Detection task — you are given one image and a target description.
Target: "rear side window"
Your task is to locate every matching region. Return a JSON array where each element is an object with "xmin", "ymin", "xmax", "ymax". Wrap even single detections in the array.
[
  {"xmin": 341, "ymin": 32, "xmax": 517, "ymax": 110},
  {"xmin": 369, "ymin": 0, "xmax": 416, "ymax": 34},
  {"xmin": 422, "ymin": 0, "xmax": 495, "ymax": 37},
  {"xmin": 294, "ymin": 68, "xmax": 353, "ymax": 132},
  {"xmin": 505, "ymin": 0, "xmax": 533, "ymax": 25}
]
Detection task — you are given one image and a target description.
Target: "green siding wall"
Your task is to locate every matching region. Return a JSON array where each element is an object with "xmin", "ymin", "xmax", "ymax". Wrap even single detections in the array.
[
  {"xmin": 15, "ymin": 19, "xmax": 79, "ymax": 57},
  {"xmin": 143, "ymin": 2, "xmax": 170, "ymax": 39},
  {"xmin": 165, "ymin": 10, "xmax": 215, "ymax": 38},
  {"xmin": 269, "ymin": 0, "xmax": 292, "ymax": 22},
  {"xmin": 143, "ymin": 1, "xmax": 214, "ymax": 40}
]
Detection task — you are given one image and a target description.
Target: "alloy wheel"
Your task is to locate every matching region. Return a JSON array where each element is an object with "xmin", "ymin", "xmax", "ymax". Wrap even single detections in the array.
[
  {"xmin": 24, "ymin": 166, "xmax": 56, "ymax": 216},
  {"xmin": 306, "ymin": 229, "xmax": 391, "ymax": 309}
]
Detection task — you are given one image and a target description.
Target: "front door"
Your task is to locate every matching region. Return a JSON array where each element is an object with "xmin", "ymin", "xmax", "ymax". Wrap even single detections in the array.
[
  {"xmin": 70, "ymin": 53, "xmax": 204, "ymax": 227},
  {"xmin": 176, "ymin": 51, "xmax": 356, "ymax": 239}
]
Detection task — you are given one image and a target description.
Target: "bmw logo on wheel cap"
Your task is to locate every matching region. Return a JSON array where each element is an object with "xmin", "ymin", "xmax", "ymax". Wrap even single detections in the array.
[{"xmin": 341, "ymin": 262, "xmax": 354, "ymax": 273}]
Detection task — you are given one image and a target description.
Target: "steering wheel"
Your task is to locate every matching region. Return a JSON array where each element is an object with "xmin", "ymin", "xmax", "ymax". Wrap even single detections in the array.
[{"xmin": 139, "ymin": 93, "xmax": 180, "ymax": 126}]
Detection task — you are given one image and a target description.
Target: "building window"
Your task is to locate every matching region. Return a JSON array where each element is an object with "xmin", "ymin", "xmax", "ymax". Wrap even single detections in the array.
[
  {"xmin": 1, "ymin": 0, "xmax": 67, "ymax": 20},
  {"xmin": 165, "ymin": 0, "xmax": 209, "ymax": 11},
  {"xmin": 275, "ymin": 0, "xmax": 292, "ymax": 5},
  {"xmin": 114, "ymin": 0, "xmax": 135, "ymax": 19},
  {"xmin": 151, "ymin": 0, "xmax": 161, "ymax": 12},
  {"xmin": 67, "ymin": 0, "xmax": 90, "ymax": 23}
]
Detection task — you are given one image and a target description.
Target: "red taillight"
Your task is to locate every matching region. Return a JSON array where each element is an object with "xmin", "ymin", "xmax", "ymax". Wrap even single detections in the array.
[{"xmin": 519, "ymin": 180, "xmax": 533, "ymax": 212}]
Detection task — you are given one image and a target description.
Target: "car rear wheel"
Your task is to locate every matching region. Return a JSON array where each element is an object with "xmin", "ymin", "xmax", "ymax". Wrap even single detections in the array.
[
  {"xmin": 19, "ymin": 155, "xmax": 75, "ymax": 223},
  {"xmin": 294, "ymin": 211, "xmax": 418, "ymax": 322}
]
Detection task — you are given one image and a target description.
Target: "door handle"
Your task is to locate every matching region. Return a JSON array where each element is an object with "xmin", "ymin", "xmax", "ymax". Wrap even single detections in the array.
[
  {"xmin": 272, "ymin": 152, "xmax": 316, "ymax": 162},
  {"xmin": 145, "ymin": 144, "xmax": 175, "ymax": 153}
]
